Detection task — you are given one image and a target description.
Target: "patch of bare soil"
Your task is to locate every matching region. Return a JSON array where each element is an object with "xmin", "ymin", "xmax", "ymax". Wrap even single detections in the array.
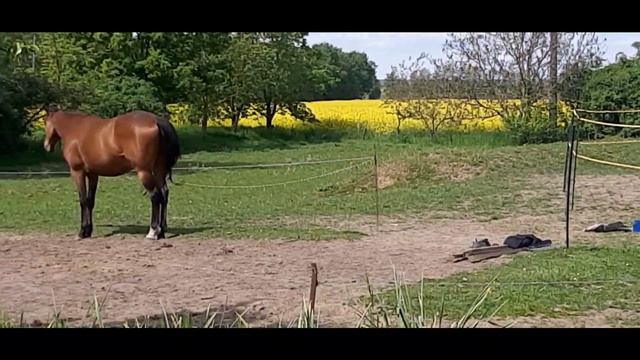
[
  {"xmin": 365, "ymin": 153, "xmax": 483, "ymax": 191},
  {"xmin": 424, "ymin": 153, "xmax": 484, "ymax": 182},
  {"xmin": 525, "ymin": 174, "xmax": 640, "ymax": 243},
  {"xmin": 336, "ymin": 153, "xmax": 483, "ymax": 194},
  {"xmin": 377, "ymin": 161, "xmax": 414, "ymax": 189},
  {"xmin": 529, "ymin": 173, "xmax": 640, "ymax": 210}
]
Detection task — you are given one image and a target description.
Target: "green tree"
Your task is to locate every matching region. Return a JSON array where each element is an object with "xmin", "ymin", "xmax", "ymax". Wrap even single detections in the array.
[
  {"xmin": 307, "ymin": 43, "xmax": 378, "ymax": 100},
  {"xmin": 368, "ymin": 81, "xmax": 382, "ymax": 99},
  {"xmin": 0, "ymin": 33, "xmax": 61, "ymax": 151},
  {"xmin": 632, "ymin": 41, "xmax": 640, "ymax": 57},
  {"xmin": 173, "ymin": 32, "xmax": 231, "ymax": 130},
  {"xmin": 579, "ymin": 57, "xmax": 640, "ymax": 135},
  {"xmin": 46, "ymin": 32, "xmax": 195, "ymax": 105},
  {"xmin": 33, "ymin": 33, "xmax": 196, "ymax": 118},
  {"xmin": 217, "ymin": 34, "xmax": 262, "ymax": 131},
  {"xmin": 247, "ymin": 32, "xmax": 316, "ymax": 128}
]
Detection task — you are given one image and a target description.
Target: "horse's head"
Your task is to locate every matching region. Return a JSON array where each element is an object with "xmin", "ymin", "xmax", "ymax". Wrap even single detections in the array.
[{"xmin": 43, "ymin": 106, "xmax": 61, "ymax": 152}]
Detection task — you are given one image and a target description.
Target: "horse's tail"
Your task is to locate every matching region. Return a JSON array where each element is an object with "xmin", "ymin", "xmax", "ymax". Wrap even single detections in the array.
[{"xmin": 155, "ymin": 116, "xmax": 181, "ymax": 183}]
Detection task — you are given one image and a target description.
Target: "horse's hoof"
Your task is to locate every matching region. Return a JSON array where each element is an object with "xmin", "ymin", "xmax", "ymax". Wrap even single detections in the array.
[
  {"xmin": 146, "ymin": 228, "xmax": 160, "ymax": 240},
  {"xmin": 75, "ymin": 234, "xmax": 90, "ymax": 241}
]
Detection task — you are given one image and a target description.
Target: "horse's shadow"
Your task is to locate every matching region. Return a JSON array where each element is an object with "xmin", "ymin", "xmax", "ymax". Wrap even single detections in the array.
[
  {"xmin": 25, "ymin": 299, "xmax": 280, "ymax": 328},
  {"xmin": 98, "ymin": 224, "xmax": 215, "ymax": 238},
  {"xmin": 102, "ymin": 299, "xmax": 279, "ymax": 328}
]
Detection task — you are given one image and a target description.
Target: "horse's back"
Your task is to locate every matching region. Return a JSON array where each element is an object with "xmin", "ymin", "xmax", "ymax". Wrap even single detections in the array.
[
  {"xmin": 113, "ymin": 110, "xmax": 160, "ymax": 130},
  {"xmin": 71, "ymin": 111, "xmax": 163, "ymax": 176},
  {"xmin": 112, "ymin": 111, "xmax": 164, "ymax": 172}
]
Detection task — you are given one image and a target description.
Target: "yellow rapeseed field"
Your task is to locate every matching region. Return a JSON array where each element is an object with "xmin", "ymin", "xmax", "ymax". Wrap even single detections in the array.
[
  {"xmin": 168, "ymin": 99, "xmax": 571, "ymax": 133},
  {"xmin": 32, "ymin": 99, "xmax": 571, "ymax": 133},
  {"xmin": 168, "ymin": 100, "xmax": 506, "ymax": 132}
]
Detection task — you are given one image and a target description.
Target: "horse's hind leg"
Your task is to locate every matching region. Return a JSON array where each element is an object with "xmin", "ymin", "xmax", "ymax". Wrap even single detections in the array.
[
  {"xmin": 137, "ymin": 170, "xmax": 162, "ymax": 240},
  {"xmin": 153, "ymin": 170, "xmax": 169, "ymax": 238},
  {"xmin": 159, "ymin": 183, "xmax": 169, "ymax": 238}
]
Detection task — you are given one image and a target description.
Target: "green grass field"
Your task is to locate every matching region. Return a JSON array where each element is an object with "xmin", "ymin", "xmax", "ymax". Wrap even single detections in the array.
[
  {"xmin": 0, "ymin": 126, "xmax": 638, "ymax": 239},
  {"xmin": 365, "ymin": 244, "xmax": 640, "ymax": 326}
]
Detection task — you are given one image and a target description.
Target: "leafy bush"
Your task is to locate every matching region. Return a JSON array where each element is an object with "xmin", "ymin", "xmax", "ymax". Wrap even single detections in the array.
[
  {"xmin": 0, "ymin": 70, "xmax": 60, "ymax": 151},
  {"xmin": 0, "ymin": 74, "xmax": 23, "ymax": 151},
  {"xmin": 578, "ymin": 57, "xmax": 640, "ymax": 137},
  {"xmin": 503, "ymin": 108, "xmax": 566, "ymax": 145},
  {"xmin": 75, "ymin": 72, "xmax": 165, "ymax": 118}
]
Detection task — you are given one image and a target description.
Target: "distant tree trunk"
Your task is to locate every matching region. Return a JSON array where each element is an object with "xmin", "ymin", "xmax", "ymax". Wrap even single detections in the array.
[
  {"xmin": 264, "ymin": 92, "xmax": 277, "ymax": 129},
  {"xmin": 549, "ymin": 32, "xmax": 558, "ymax": 126},
  {"xmin": 231, "ymin": 113, "xmax": 240, "ymax": 132},
  {"xmin": 200, "ymin": 99, "xmax": 209, "ymax": 133},
  {"xmin": 201, "ymin": 117, "xmax": 207, "ymax": 132},
  {"xmin": 229, "ymin": 98, "xmax": 240, "ymax": 132},
  {"xmin": 266, "ymin": 113, "xmax": 275, "ymax": 128},
  {"xmin": 31, "ymin": 33, "xmax": 36, "ymax": 71}
]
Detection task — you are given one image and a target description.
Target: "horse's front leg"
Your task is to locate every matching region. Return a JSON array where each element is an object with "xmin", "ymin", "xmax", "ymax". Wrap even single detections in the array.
[
  {"xmin": 85, "ymin": 173, "xmax": 99, "ymax": 238},
  {"xmin": 70, "ymin": 170, "xmax": 91, "ymax": 239}
]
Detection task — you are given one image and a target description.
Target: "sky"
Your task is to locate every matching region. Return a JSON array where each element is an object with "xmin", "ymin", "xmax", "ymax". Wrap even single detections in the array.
[{"xmin": 307, "ymin": 32, "xmax": 640, "ymax": 79}]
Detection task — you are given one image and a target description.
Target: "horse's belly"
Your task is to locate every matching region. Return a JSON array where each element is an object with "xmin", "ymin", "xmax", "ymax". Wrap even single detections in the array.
[{"xmin": 87, "ymin": 157, "xmax": 133, "ymax": 176}]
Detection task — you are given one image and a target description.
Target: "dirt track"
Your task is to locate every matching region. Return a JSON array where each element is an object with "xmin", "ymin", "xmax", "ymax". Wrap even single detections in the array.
[
  {"xmin": 1, "ymin": 174, "xmax": 639, "ymax": 327},
  {"xmin": 1, "ymin": 214, "xmax": 570, "ymax": 327},
  {"xmin": 0, "ymin": 215, "xmax": 544, "ymax": 326}
]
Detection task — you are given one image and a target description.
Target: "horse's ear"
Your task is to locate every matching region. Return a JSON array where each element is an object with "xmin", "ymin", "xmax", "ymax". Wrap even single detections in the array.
[{"xmin": 45, "ymin": 104, "xmax": 59, "ymax": 115}]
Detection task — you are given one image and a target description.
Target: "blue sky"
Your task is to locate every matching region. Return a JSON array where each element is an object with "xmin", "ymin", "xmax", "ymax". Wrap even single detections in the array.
[{"xmin": 307, "ymin": 32, "xmax": 640, "ymax": 79}]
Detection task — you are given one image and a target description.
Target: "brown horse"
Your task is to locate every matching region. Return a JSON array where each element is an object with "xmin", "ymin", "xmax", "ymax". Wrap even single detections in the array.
[{"xmin": 42, "ymin": 107, "xmax": 181, "ymax": 240}]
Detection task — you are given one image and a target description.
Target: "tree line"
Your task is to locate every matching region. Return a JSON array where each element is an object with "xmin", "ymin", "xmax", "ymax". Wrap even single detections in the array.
[
  {"xmin": 5, "ymin": 32, "xmax": 640, "ymax": 152},
  {"xmin": 0, "ymin": 32, "xmax": 379, "ymax": 151},
  {"xmin": 381, "ymin": 33, "xmax": 640, "ymax": 142},
  {"xmin": 382, "ymin": 33, "xmax": 606, "ymax": 142}
]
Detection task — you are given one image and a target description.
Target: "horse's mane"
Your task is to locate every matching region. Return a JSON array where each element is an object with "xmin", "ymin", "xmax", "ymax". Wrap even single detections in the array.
[
  {"xmin": 58, "ymin": 110, "xmax": 93, "ymax": 118},
  {"xmin": 53, "ymin": 110, "xmax": 105, "ymax": 122}
]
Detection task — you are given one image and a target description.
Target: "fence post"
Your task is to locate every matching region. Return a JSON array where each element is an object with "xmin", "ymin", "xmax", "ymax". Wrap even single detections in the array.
[
  {"xmin": 571, "ymin": 123, "xmax": 580, "ymax": 212},
  {"xmin": 309, "ymin": 263, "xmax": 318, "ymax": 315},
  {"xmin": 564, "ymin": 113, "xmax": 577, "ymax": 249},
  {"xmin": 373, "ymin": 144, "xmax": 381, "ymax": 233}
]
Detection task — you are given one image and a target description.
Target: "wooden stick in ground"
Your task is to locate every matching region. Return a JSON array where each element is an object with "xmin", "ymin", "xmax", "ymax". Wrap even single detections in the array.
[
  {"xmin": 373, "ymin": 145, "xmax": 380, "ymax": 232},
  {"xmin": 309, "ymin": 263, "xmax": 318, "ymax": 314}
]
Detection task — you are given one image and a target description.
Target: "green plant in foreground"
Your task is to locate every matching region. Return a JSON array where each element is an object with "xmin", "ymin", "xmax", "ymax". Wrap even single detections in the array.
[
  {"xmin": 3, "ymin": 271, "xmax": 504, "ymax": 328},
  {"xmin": 353, "ymin": 270, "xmax": 510, "ymax": 328},
  {"xmin": 296, "ymin": 297, "xmax": 319, "ymax": 328}
]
